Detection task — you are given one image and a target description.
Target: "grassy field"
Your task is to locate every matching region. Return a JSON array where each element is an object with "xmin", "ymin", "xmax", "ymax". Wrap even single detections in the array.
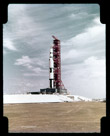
[{"xmin": 3, "ymin": 102, "xmax": 105, "ymax": 133}]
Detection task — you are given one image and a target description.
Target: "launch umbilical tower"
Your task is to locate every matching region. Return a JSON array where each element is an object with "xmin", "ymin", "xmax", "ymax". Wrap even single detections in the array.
[{"xmin": 52, "ymin": 36, "xmax": 65, "ymax": 93}]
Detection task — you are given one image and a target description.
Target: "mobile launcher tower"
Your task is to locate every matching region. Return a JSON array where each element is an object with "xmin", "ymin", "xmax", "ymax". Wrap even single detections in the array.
[{"xmin": 40, "ymin": 36, "xmax": 67, "ymax": 94}]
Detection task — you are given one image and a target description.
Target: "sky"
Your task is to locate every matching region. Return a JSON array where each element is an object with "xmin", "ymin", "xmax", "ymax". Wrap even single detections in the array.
[{"xmin": 3, "ymin": 4, "xmax": 106, "ymax": 99}]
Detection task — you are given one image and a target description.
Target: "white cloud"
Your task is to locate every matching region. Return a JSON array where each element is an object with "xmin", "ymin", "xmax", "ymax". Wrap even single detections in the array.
[
  {"xmin": 93, "ymin": 17, "xmax": 101, "ymax": 25},
  {"xmin": 3, "ymin": 38, "xmax": 17, "ymax": 51},
  {"xmin": 62, "ymin": 49, "xmax": 81, "ymax": 61},
  {"xmin": 15, "ymin": 56, "xmax": 47, "ymax": 68},
  {"xmin": 84, "ymin": 56, "xmax": 105, "ymax": 78},
  {"xmin": 69, "ymin": 12, "xmax": 88, "ymax": 19},
  {"xmin": 61, "ymin": 17, "xmax": 105, "ymax": 63},
  {"xmin": 62, "ymin": 56, "xmax": 105, "ymax": 99},
  {"xmin": 32, "ymin": 67, "xmax": 42, "ymax": 74},
  {"xmin": 14, "ymin": 56, "xmax": 48, "ymax": 76},
  {"xmin": 23, "ymin": 73, "xmax": 38, "ymax": 77},
  {"xmin": 62, "ymin": 17, "xmax": 105, "ymax": 45},
  {"xmin": 14, "ymin": 56, "xmax": 35, "ymax": 75},
  {"xmin": 14, "ymin": 56, "xmax": 31, "ymax": 66},
  {"xmin": 57, "ymin": 17, "xmax": 105, "ymax": 98},
  {"xmin": 7, "ymin": 4, "xmax": 48, "ymax": 41}
]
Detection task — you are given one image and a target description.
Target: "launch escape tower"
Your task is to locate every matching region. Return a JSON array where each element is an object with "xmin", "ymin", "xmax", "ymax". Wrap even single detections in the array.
[{"xmin": 40, "ymin": 36, "xmax": 67, "ymax": 94}]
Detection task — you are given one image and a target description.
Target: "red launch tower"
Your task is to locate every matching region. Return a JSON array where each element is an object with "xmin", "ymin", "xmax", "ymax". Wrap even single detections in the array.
[{"xmin": 52, "ymin": 36, "xmax": 66, "ymax": 93}]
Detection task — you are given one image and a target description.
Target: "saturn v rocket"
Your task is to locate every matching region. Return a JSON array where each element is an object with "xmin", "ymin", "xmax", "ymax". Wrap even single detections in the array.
[{"xmin": 49, "ymin": 46, "xmax": 54, "ymax": 88}]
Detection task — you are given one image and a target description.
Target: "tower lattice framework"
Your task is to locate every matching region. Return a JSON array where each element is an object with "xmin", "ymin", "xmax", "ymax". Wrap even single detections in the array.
[{"xmin": 52, "ymin": 36, "xmax": 65, "ymax": 92}]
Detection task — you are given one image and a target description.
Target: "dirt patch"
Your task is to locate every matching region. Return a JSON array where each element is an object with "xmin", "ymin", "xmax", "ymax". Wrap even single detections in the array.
[{"xmin": 3, "ymin": 102, "xmax": 105, "ymax": 133}]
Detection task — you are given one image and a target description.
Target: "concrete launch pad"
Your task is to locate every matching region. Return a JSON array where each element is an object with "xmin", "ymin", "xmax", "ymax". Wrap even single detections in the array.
[
  {"xmin": 40, "ymin": 88, "xmax": 57, "ymax": 94},
  {"xmin": 40, "ymin": 88, "xmax": 67, "ymax": 94}
]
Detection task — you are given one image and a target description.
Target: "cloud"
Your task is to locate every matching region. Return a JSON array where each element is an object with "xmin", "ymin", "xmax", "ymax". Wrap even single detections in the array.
[
  {"xmin": 14, "ymin": 56, "xmax": 31, "ymax": 66},
  {"xmin": 63, "ymin": 17, "xmax": 105, "ymax": 46},
  {"xmin": 84, "ymin": 56, "xmax": 105, "ymax": 78},
  {"xmin": 3, "ymin": 38, "xmax": 17, "ymax": 51},
  {"xmin": 15, "ymin": 55, "xmax": 47, "ymax": 68},
  {"xmin": 69, "ymin": 12, "xmax": 88, "ymax": 19},
  {"xmin": 61, "ymin": 17, "xmax": 105, "ymax": 63},
  {"xmin": 14, "ymin": 56, "xmax": 36, "ymax": 74},
  {"xmin": 62, "ymin": 49, "xmax": 81, "ymax": 61},
  {"xmin": 62, "ymin": 56, "xmax": 105, "ymax": 99},
  {"xmin": 3, "ymin": 4, "xmax": 50, "ymax": 56},
  {"xmin": 23, "ymin": 73, "xmax": 39, "ymax": 77},
  {"xmin": 14, "ymin": 55, "xmax": 48, "ymax": 76},
  {"xmin": 60, "ymin": 17, "xmax": 105, "ymax": 98},
  {"xmin": 4, "ymin": 77, "xmax": 49, "ymax": 94}
]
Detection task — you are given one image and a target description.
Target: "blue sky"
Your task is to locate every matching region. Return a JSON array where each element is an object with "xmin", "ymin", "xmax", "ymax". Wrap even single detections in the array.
[{"xmin": 3, "ymin": 4, "xmax": 105, "ymax": 99}]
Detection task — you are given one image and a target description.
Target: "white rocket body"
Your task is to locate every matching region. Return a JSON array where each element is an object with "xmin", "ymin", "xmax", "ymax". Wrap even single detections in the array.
[{"xmin": 49, "ymin": 47, "xmax": 54, "ymax": 88}]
